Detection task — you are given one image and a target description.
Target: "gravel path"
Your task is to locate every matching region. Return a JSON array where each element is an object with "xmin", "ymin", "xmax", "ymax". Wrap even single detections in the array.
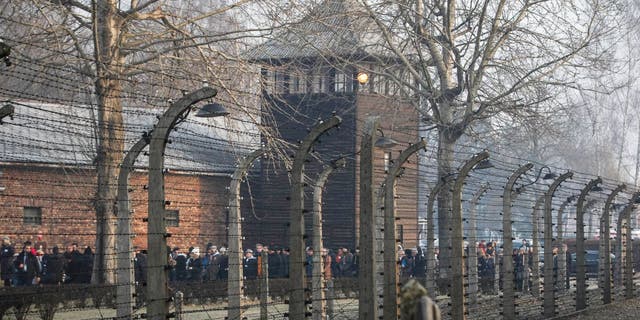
[{"xmin": 555, "ymin": 298, "xmax": 640, "ymax": 320}]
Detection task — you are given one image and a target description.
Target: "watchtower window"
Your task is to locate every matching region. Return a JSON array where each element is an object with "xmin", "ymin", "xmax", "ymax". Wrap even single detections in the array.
[{"xmin": 334, "ymin": 71, "xmax": 353, "ymax": 93}]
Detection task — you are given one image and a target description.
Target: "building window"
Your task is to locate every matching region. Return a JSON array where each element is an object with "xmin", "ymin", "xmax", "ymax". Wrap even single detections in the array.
[
  {"xmin": 290, "ymin": 71, "xmax": 308, "ymax": 94},
  {"xmin": 166, "ymin": 209, "xmax": 179, "ymax": 227},
  {"xmin": 23, "ymin": 207, "xmax": 42, "ymax": 225},
  {"xmin": 334, "ymin": 71, "xmax": 353, "ymax": 93}
]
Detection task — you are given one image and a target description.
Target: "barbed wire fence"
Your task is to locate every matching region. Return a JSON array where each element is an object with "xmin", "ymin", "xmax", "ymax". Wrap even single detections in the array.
[{"xmin": 1, "ymin": 36, "xmax": 640, "ymax": 320}]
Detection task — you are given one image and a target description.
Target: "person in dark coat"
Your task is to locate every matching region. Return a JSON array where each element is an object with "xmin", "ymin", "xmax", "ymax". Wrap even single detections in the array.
[
  {"xmin": 1, "ymin": 236, "xmax": 15, "ymax": 286},
  {"xmin": 65, "ymin": 243, "xmax": 82, "ymax": 283},
  {"xmin": 218, "ymin": 247, "xmax": 229, "ymax": 280},
  {"xmin": 134, "ymin": 247, "xmax": 147, "ymax": 285},
  {"xmin": 268, "ymin": 246, "xmax": 283, "ymax": 278},
  {"xmin": 42, "ymin": 246, "xmax": 66, "ymax": 285},
  {"xmin": 76, "ymin": 247, "xmax": 93, "ymax": 283},
  {"xmin": 187, "ymin": 247, "xmax": 203, "ymax": 282},
  {"xmin": 14, "ymin": 241, "xmax": 40, "ymax": 286},
  {"xmin": 243, "ymin": 249, "xmax": 258, "ymax": 280}
]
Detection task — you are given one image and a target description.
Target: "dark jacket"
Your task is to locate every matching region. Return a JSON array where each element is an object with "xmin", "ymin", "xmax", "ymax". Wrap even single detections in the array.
[
  {"xmin": 14, "ymin": 250, "xmax": 40, "ymax": 285},
  {"xmin": 1, "ymin": 244, "xmax": 15, "ymax": 281},
  {"xmin": 42, "ymin": 253, "xmax": 66, "ymax": 284},
  {"xmin": 243, "ymin": 256, "xmax": 258, "ymax": 280},
  {"xmin": 134, "ymin": 252, "xmax": 147, "ymax": 285}
]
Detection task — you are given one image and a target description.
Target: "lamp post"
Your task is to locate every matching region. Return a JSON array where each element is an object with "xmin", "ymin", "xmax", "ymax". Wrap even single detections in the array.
[
  {"xmin": 601, "ymin": 184, "xmax": 625, "ymax": 304},
  {"xmin": 228, "ymin": 149, "xmax": 264, "ymax": 320},
  {"xmin": 575, "ymin": 178, "xmax": 602, "ymax": 311},
  {"xmin": 288, "ymin": 115, "xmax": 342, "ymax": 320},
  {"xmin": 450, "ymin": 151, "xmax": 490, "ymax": 320},
  {"xmin": 382, "ymin": 139, "xmax": 427, "ymax": 320},
  {"xmin": 543, "ymin": 171, "xmax": 573, "ymax": 318},
  {"xmin": 146, "ymin": 87, "xmax": 222, "ymax": 319},
  {"xmin": 502, "ymin": 163, "xmax": 533, "ymax": 319}
]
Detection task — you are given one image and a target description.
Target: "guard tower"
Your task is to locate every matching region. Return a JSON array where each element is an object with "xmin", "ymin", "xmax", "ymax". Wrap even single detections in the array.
[{"xmin": 244, "ymin": 0, "xmax": 420, "ymax": 251}]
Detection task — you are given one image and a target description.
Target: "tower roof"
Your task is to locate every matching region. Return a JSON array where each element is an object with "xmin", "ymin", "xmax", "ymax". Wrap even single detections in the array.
[{"xmin": 244, "ymin": 0, "xmax": 382, "ymax": 63}]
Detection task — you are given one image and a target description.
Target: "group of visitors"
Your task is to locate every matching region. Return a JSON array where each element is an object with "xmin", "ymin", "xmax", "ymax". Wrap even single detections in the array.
[
  {"xmin": 162, "ymin": 242, "xmax": 360, "ymax": 283},
  {"xmin": 1, "ymin": 236, "xmax": 93, "ymax": 287}
]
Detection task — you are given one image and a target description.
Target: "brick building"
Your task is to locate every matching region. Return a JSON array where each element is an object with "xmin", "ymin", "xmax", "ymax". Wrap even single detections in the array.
[{"xmin": 0, "ymin": 101, "xmax": 255, "ymax": 251}]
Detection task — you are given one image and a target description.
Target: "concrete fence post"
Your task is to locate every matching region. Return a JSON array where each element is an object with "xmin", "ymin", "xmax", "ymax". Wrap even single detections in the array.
[
  {"xmin": 426, "ymin": 183, "xmax": 444, "ymax": 298},
  {"xmin": 543, "ymin": 172, "xmax": 573, "ymax": 318},
  {"xmin": 228, "ymin": 149, "xmax": 265, "ymax": 320},
  {"xmin": 601, "ymin": 185, "xmax": 625, "ymax": 304},
  {"xmin": 575, "ymin": 178, "xmax": 603, "ymax": 311},
  {"xmin": 260, "ymin": 250, "xmax": 269, "ymax": 320},
  {"xmin": 502, "ymin": 163, "xmax": 533, "ymax": 319},
  {"xmin": 382, "ymin": 140, "xmax": 427, "ymax": 320},
  {"xmin": 359, "ymin": 116, "xmax": 380, "ymax": 320},
  {"xmin": 467, "ymin": 184, "xmax": 489, "ymax": 311},
  {"xmin": 289, "ymin": 116, "xmax": 342, "ymax": 319},
  {"xmin": 450, "ymin": 151, "xmax": 489, "ymax": 320},
  {"xmin": 312, "ymin": 158, "xmax": 345, "ymax": 320},
  {"xmin": 147, "ymin": 87, "xmax": 217, "ymax": 319},
  {"xmin": 116, "ymin": 134, "xmax": 150, "ymax": 319}
]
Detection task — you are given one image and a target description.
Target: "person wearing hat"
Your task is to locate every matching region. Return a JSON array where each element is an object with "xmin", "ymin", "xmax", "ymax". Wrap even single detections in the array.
[
  {"xmin": 187, "ymin": 247, "xmax": 203, "ymax": 282},
  {"xmin": 243, "ymin": 249, "xmax": 258, "ymax": 280},
  {"xmin": 14, "ymin": 241, "xmax": 40, "ymax": 286},
  {"xmin": 1, "ymin": 236, "xmax": 15, "ymax": 286}
]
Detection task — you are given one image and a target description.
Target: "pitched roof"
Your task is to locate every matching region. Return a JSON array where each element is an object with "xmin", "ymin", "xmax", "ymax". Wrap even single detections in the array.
[
  {"xmin": 244, "ymin": 0, "xmax": 382, "ymax": 62},
  {"xmin": 0, "ymin": 100, "xmax": 259, "ymax": 173}
]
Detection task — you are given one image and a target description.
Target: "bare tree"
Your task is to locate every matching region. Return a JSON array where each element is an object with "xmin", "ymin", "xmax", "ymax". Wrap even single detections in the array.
[
  {"xmin": 0, "ymin": 0, "xmax": 273, "ymax": 284},
  {"xmin": 343, "ymin": 0, "xmax": 625, "ymax": 283}
]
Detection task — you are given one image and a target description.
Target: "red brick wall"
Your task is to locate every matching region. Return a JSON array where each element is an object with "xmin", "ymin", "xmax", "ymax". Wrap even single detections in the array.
[
  {"xmin": 0, "ymin": 165, "xmax": 230, "ymax": 251},
  {"xmin": 355, "ymin": 93, "xmax": 420, "ymax": 248}
]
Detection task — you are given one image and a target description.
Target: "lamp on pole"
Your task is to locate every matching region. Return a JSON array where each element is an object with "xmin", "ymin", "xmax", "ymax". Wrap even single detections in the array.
[
  {"xmin": 450, "ymin": 151, "xmax": 491, "ymax": 320},
  {"xmin": 382, "ymin": 139, "xmax": 427, "ymax": 320},
  {"xmin": 543, "ymin": 171, "xmax": 573, "ymax": 318},
  {"xmin": 146, "ymin": 87, "xmax": 224, "ymax": 319}
]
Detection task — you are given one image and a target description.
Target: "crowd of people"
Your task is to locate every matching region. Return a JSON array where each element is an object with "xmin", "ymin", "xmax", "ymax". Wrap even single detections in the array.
[
  {"xmin": 158, "ymin": 243, "xmax": 361, "ymax": 285},
  {"xmin": 0, "ymin": 236, "xmax": 94, "ymax": 287}
]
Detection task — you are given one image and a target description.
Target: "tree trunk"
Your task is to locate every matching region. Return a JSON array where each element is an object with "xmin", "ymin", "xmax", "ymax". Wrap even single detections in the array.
[
  {"xmin": 92, "ymin": 0, "xmax": 124, "ymax": 285},
  {"xmin": 436, "ymin": 133, "xmax": 455, "ymax": 292}
]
